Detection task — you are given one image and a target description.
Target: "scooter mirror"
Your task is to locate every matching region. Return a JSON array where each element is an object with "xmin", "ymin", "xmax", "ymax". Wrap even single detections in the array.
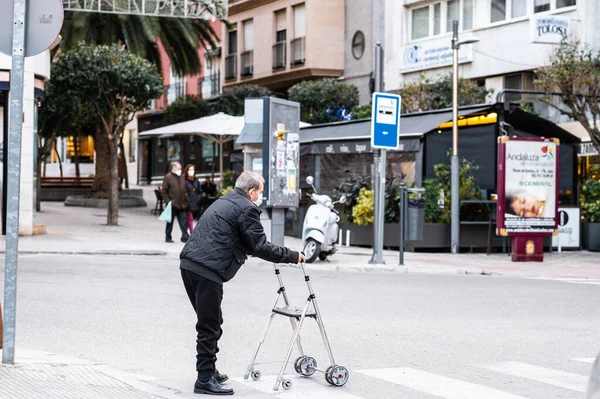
[
  {"xmin": 339, "ymin": 196, "xmax": 347, "ymax": 204},
  {"xmin": 306, "ymin": 176, "xmax": 314, "ymax": 185}
]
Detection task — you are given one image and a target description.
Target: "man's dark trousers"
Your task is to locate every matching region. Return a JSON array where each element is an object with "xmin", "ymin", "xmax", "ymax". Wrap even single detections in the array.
[
  {"xmin": 166, "ymin": 209, "xmax": 189, "ymax": 241},
  {"xmin": 181, "ymin": 269, "xmax": 223, "ymax": 378}
]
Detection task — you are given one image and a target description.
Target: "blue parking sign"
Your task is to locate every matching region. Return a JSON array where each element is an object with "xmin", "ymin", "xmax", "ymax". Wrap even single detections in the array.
[{"xmin": 371, "ymin": 92, "xmax": 401, "ymax": 150}]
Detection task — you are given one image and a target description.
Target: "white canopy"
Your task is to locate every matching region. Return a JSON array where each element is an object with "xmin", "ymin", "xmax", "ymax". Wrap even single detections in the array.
[
  {"xmin": 139, "ymin": 113, "xmax": 243, "ymax": 185},
  {"xmin": 139, "ymin": 112, "xmax": 310, "ymax": 185}
]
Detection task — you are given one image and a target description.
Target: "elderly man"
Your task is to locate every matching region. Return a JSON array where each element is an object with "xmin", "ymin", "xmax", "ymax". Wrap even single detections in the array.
[
  {"xmin": 180, "ymin": 171, "xmax": 305, "ymax": 396},
  {"xmin": 162, "ymin": 162, "xmax": 190, "ymax": 243}
]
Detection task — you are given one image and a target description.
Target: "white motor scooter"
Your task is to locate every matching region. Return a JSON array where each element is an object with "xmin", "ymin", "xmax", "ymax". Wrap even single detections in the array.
[{"xmin": 302, "ymin": 176, "xmax": 346, "ymax": 263}]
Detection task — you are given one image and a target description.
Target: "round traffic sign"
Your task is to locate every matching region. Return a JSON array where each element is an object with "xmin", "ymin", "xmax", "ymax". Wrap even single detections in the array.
[{"xmin": 0, "ymin": 0, "xmax": 64, "ymax": 58}]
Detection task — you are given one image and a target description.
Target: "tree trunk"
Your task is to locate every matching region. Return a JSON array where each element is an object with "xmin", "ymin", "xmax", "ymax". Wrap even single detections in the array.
[
  {"xmin": 92, "ymin": 125, "xmax": 111, "ymax": 199},
  {"xmin": 36, "ymin": 156, "xmax": 42, "ymax": 212},
  {"xmin": 74, "ymin": 135, "xmax": 81, "ymax": 178},
  {"xmin": 107, "ymin": 138, "xmax": 119, "ymax": 226},
  {"xmin": 54, "ymin": 145, "xmax": 63, "ymax": 178}
]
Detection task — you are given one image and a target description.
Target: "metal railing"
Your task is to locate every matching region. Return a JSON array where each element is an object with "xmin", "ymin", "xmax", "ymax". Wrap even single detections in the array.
[
  {"xmin": 272, "ymin": 41, "xmax": 286, "ymax": 70},
  {"xmin": 199, "ymin": 71, "xmax": 221, "ymax": 99},
  {"xmin": 241, "ymin": 50, "xmax": 254, "ymax": 77},
  {"xmin": 291, "ymin": 37, "xmax": 305, "ymax": 66},
  {"xmin": 225, "ymin": 54, "xmax": 237, "ymax": 80}
]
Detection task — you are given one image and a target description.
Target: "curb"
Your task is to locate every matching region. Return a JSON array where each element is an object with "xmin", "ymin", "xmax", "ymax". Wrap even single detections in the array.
[{"xmin": 0, "ymin": 250, "xmax": 168, "ymax": 256}]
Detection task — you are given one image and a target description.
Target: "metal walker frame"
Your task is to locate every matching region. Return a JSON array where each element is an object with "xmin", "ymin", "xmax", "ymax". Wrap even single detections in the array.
[{"xmin": 243, "ymin": 263, "xmax": 349, "ymax": 391}]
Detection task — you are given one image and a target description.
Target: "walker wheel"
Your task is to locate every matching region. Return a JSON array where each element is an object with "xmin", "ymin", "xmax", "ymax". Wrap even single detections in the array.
[
  {"xmin": 326, "ymin": 365, "xmax": 349, "ymax": 387},
  {"xmin": 282, "ymin": 379, "xmax": 293, "ymax": 390},
  {"xmin": 251, "ymin": 370, "xmax": 261, "ymax": 381},
  {"xmin": 294, "ymin": 356, "xmax": 306, "ymax": 374},
  {"xmin": 295, "ymin": 356, "xmax": 317, "ymax": 377},
  {"xmin": 325, "ymin": 366, "xmax": 333, "ymax": 384}
]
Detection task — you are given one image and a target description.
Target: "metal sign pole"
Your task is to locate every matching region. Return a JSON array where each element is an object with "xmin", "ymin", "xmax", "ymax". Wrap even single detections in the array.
[
  {"xmin": 2, "ymin": 0, "xmax": 27, "ymax": 365},
  {"xmin": 399, "ymin": 185, "xmax": 405, "ymax": 265},
  {"xmin": 370, "ymin": 42, "xmax": 385, "ymax": 264}
]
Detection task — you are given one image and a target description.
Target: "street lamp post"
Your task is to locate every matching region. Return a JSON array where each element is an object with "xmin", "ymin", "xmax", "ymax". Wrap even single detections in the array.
[{"xmin": 450, "ymin": 20, "xmax": 479, "ymax": 254}]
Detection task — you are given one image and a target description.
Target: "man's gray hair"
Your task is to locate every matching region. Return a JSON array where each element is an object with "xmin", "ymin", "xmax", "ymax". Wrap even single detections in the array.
[
  {"xmin": 170, "ymin": 161, "xmax": 181, "ymax": 171},
  {"xmin": 235, "ymin": 171, "xmax": 264, "ymax": 192}
]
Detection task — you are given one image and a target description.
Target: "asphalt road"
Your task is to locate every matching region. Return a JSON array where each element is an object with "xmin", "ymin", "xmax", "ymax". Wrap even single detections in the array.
[{"xmin": 2, "ymin": 253, "xmax": 599, "ymax": 398}]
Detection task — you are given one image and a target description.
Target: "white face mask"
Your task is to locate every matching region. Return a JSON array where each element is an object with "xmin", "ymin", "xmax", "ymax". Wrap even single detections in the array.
[
  {"xmin": 174, "ymin": 170, "xmax": 182, "ymax": 176},
  {"xmin": 253, "ymin": 197, "xmax": 263, "ymax": 207},
  {"xmin": 188, "ymin": 170, "xmax": 195, "ymax": 177}
]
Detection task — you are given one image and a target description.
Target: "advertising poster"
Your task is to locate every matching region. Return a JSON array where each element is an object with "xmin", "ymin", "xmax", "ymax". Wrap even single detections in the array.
[{"xmin": 497, "ymin": 137, "xmax": 559, "ymax": 235}]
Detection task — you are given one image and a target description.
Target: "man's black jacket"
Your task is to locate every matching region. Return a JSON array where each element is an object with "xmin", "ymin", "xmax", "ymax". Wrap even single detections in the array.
[{"xmin": 180, "ymin": 187, "xmax": 299, "ymax": 283}]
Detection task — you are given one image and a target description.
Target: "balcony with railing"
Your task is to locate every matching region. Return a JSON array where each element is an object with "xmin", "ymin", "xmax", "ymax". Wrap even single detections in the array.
[
  {"xmin": 291, "ymin": 37, "xmax": 305, "ymax": 66},
  {"xmin": 241, "ymin": 50, "xmax": 254, "ymax": 77},
  {"xmin": 272, "ymin": 42, "xmax": 286, "ymax": 70},
  {"xmin": 225, "ymin": 54, "xmax": 237, "ymax": 80},
  {"xmin": 199, "ymin": 71, "xmax": 221, "ymax": 100}
]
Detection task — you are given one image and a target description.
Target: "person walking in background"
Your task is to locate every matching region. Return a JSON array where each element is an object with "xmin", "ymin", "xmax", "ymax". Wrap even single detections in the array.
[
  {"xmin": 162, "ymin": 162, "xmax": 190, "ymax": 243},
  {"xmin": 184, "ymin": 164, "xmax": 202, "ymax": 235},
  {"xmin": 201, "ymin": 176, "xmax": 218, "ymax": 197}
]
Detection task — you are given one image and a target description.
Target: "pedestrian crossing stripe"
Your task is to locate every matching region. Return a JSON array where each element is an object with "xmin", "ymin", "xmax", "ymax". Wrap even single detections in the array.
[
  {"xmin": 528, "ymin": 277, "xmax": 600, "ymax": 286},
  {"xmin": 573, "ymin": 357, "xmax": 597, "ymax": 364},
  {"xmin": 235, "ymin": 358, "xmax": 595, "ymax": 398},
  {"xmin": 356, "ymin": 368, "xmax": 528, "ymax": 399},
  {"xmin": 233, "ymin": 374, "xmax": 362, "ymax": 398},
  {"xmin": 481, "ymin": 362, "xmax": 588, "ymax": 393}
]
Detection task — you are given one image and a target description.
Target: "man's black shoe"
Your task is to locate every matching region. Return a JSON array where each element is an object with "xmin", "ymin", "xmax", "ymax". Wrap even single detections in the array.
[
  {"xmin": 194, "ymin": 377, "xmax": 233, "ymax": 395},
  {"xmin": 214, "ymin": 369, "xmax": 229, "ymax": 385},
  {"xmin": 181, "ymin": 237, "xmax": 189, "ymax": 243}
]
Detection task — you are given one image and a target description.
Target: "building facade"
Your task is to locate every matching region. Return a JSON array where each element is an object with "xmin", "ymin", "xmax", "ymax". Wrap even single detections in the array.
[
  {"xmin": 0, "ymin": 51, "xmax": 50, "ymax": 235},
  {"xmin": 384, "ymin": 0, "xmax": 599, "ymax": 178},
  {"xmin": 223, "ymin": 0, "xmax": 345, "ymax": 96}
]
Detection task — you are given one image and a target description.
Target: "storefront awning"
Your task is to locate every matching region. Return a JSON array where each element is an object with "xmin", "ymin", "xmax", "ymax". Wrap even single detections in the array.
[
  {"xmin": 296, "ymin": 105, "xmax": 492, "ymax": 154},
  {"xmin": 299, "ymin": 105, "xmax": 493, "ymax": 144}
]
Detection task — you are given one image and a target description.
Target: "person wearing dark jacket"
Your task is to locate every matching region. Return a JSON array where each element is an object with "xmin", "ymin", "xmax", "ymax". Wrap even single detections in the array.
[
  {"xmin": 161, "ymin": 162, "xmax": 190, "ymax": 243},
  {"xmin": 184, "ymin": 164, "xmax": 202, "ymax": 235},
  {"xmin": 180, "ymin": 171, "xmax": 306, "ymax": 396}
]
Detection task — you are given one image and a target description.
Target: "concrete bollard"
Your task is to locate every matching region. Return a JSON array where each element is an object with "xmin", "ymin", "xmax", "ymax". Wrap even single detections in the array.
[
  {"xmin": 339, "ymin": 229, "xmax": 343, "ymax": 245},
  {"xmin": 346, "ymin": 230, "xmax": 351, "ymax": 247}
]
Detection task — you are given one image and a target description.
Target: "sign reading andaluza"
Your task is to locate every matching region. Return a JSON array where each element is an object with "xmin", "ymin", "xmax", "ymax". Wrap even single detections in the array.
[{"xmin": 502, "ymin": 139, "xmax": 558, "ymax": 234}]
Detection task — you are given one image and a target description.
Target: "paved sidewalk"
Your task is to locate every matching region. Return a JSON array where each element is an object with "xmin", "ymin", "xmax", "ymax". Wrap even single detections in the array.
[
  {"xmin": 0, "ymin": 185, "xmax": 598, "ymax": 279},
  {"xmin": 0, "ymin": 349, "xmax": 188, "ymax": 399}
]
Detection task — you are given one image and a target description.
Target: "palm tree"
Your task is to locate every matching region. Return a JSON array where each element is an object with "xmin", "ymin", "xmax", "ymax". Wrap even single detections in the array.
[{"xmin": 59, "ymin": 11, "xmax": 219, "ymax": 76}]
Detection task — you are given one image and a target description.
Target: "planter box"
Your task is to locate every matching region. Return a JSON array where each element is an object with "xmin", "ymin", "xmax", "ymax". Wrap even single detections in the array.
[
  {"xmin": 582, "ymin": 222, "xmax": 600, "ymax": 251},
  {"xmin": 339, "ymin": 223, "xmax": 403, "ymax": 247},
  {"xmin": 340, "ymin": 222, "xmax": 507, "ymax": 252}
]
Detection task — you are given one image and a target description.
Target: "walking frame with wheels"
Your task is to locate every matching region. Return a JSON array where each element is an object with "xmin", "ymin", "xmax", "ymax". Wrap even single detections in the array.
[{"xmin": 243, "ymin": 261, "xmax": 349, "ymax": 391}]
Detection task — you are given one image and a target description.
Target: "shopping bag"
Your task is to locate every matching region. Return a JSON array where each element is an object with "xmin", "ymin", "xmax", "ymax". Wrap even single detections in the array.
[{"xmin": 159, "ymin": 201, "xmax": 172, "ymax": 223}]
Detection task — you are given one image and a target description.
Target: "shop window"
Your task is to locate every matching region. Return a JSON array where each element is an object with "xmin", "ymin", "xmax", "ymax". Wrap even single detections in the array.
[
  {"xmin": 534, "ymin": 0, "xmax": 551, "ymax": 13},
  {"xmin": 463, "ymin": 0, "xmax": 473, "ymax": 30},
  {"xmin": 411, "ymin": 6, "xmax": 429, "ymax": 40},
  {"xmin": 167, "ymin": 139, "xmax": 180, "ymax": 162},
  {"xmin": 556, "ymin": 0, "xmax": 576, "ymax": 8},
  {"xmin": 433, "ymin": 3, "xmax": 441, "ymax": 35},
  {"xmin": 511, "ymin": 0, "xmax": 526, "ymax": 18},
  {"xmin": 67, "ymin": 136, "xmax": 95, "ymax": 163},
  {"xmin": 491, "ymin": 0, "xmax": 506, "ymax": 22},
  {"xmin": 446, "ymin": 0, "xmax": 459, "ymax": 32}
]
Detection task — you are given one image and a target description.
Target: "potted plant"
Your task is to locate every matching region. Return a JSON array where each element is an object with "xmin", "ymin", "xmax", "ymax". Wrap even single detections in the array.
[{"xmin": 581, "ymin": 179, "xmax": 600, "ymax": 251}]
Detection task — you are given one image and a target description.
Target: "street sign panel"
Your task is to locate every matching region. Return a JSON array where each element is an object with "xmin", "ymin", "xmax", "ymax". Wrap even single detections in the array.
[
  {"xmin": 0, "ymin": 0, "xmax": 64, "ymax": 57},
  {"xmin": 371, "ymin": 92, "xmax": 401, "ymax": 150}
]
